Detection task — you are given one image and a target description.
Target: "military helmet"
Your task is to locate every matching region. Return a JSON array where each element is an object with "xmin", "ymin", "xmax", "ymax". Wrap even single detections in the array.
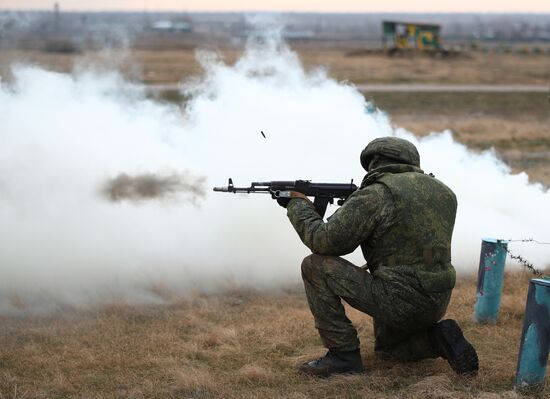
[{"xmin": 360, "ymin": 137, "xmax": 420, "ymax": 170}]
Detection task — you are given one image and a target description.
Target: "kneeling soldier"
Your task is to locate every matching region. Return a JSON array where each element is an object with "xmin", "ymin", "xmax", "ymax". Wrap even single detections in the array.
[{"xmin": 278, "ymin": 137, "xmax": 478, "ymax": 377}]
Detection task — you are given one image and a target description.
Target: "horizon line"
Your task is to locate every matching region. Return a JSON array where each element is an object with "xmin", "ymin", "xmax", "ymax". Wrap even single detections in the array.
[{"xmin": 1, "ymin": 8, "xmax": 550, "ymax": 15}]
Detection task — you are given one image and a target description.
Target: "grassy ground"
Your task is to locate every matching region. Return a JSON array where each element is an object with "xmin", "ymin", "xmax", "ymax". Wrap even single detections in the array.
[
  {"xmin": 297, "ymin": 48, "xmax": 550, "ymax": 85},
  {"xmin": 0, "ymin": 272, "xmax": 544, "ymax": 398},
  {"xmin": 1, "ymin": 47, "xmax": 550, "ymax": 85},
  {"xmin": 1, "ymin": 45, "xmax": 549, "ymax": 398},
  {"xmin": 366, "ymin": 92, "xmax": 550, "ymax": 186}
]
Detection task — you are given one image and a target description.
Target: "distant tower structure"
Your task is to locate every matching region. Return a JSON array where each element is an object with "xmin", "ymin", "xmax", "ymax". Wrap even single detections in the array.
[{"xmin": 53, "ymin": 2, "xmax": 60, "ymax": 33}]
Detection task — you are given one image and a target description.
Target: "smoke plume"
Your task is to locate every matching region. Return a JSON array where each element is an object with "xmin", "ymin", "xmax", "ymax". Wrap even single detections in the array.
[
  {"xmin": 0, "ymin": 24, "xmax": 549, "ymax": 315},
  {"xmin": 101, "ymin": 172, "xmax": 206, "ymax": 203}
]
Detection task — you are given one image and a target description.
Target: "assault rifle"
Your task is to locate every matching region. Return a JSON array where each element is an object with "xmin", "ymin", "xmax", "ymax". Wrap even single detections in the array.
[{"xmin": 213, "ymin": 178, "xmax": 358, "ymax": 218}]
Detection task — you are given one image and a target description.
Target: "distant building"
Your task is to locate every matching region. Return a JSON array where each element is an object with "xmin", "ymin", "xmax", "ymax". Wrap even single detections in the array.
[{"xmin": 382, "ymin": 21, "xmax": 441, "ymax": 51}]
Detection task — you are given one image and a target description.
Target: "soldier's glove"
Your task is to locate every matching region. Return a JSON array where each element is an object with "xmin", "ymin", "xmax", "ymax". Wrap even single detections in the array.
[
  {"xmin": 276, "ymin": 197, "xmax": 292, "ymax": 208},
  {"xmin": 275, "ymin": 191, "xmax": 309, "ymax": 208}
]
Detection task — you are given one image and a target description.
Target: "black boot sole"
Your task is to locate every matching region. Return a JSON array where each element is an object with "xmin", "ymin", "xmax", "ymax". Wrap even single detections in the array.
[
  {"xmin": 298, "ymin": 354, "xmax": 364, "ymax": 378},
  {"xmin": 298, "ymin": 362, "xmax": 364, "ymax": 378},
  {"xmin": 436, "ymin": 319, "xmax": 479, "ymax": 376}
]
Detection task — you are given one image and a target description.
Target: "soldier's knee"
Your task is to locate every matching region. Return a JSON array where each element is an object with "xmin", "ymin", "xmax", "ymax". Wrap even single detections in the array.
[
  {"xmin": 301, "ymin": 254, "xmax": 315, "ymax": 275},
  {"xmin": 301, "ymin": 254, "xmax": 325, "ymax": 279}
]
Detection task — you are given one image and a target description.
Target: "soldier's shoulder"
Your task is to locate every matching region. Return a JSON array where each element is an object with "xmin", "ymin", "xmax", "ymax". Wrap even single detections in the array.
[
  {"xmin": 428, "ymin": 175, "xmax": 458, "ymax": 204},
  {"xmin": 352, "ymin": 182, "xmax": 393, "ymax": 203}
]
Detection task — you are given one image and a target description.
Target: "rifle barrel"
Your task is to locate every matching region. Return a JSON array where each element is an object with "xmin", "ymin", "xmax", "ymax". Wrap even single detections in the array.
[{"xmin": 212, "ymin": 186, "xmax": 270, "ymax": 193}]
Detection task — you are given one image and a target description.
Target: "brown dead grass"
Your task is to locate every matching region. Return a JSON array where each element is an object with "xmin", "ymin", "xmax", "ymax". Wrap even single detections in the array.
[
  {"xmin": 0, "ymin": 41, "xmax": 548, "ymax": 398},
  {"xmin": 395, "ymin": 115, "xmax": 550, "ymax": 186},
  {"xmin": 0, "ymin": 272, "xmax": 547, "ymax": 398},
  {"xmin": 297, "ymin": 47, "xmax": 550, "ymax": 85},
  {"xmin": 1, "ymin": 47, "xmax": 549, "ymax": 85},
  {"xmin": 367, "ymin": 92, "xmax": 550, "ymax": 187}
]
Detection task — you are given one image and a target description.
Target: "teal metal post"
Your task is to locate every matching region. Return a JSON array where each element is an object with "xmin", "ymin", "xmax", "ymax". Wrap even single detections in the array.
[
  {"xmin": 515, "ymin": 278, "xmax": 550, "ymax": 393},
  {"xmin": 474, "ymin": 238, "xmax": 508, "ymax": 324}
]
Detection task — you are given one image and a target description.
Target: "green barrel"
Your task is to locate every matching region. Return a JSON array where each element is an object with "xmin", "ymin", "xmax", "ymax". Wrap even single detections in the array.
[
  {"xmin": 474, "ymin": 238, "xmax": 508, "ymax": 324},
  {"xmin": 515, "ymin": 278, "xmax": 550, "ymax": 394}
]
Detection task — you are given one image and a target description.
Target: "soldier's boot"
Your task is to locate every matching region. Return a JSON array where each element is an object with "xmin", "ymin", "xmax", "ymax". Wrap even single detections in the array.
[
  {"xmin": 298, "ymin": 349, "xmax": 364, "ymax": 378},
  {"xmin": 430, "ymin": 319, "xmax": 479, "ymax": 376}
]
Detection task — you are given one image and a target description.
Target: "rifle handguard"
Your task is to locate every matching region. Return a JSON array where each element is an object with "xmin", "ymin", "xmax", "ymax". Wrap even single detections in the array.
[{"xmin": 213, "ymin": 178, "xmax": 357, "ymax": 218}]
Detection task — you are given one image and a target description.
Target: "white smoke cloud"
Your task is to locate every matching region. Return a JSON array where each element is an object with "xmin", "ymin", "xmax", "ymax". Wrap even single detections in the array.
[{"xmin": 0, "ymin": 28, "xmax": 549, "ymax": 315}]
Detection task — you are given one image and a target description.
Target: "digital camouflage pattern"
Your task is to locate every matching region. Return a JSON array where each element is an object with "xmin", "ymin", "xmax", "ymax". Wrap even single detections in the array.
[
  {"xmin": 287, "ymin": 163, "xmax": 457, "ymax": 358},
  {"xmin": 360, "ymin": 137, "xmax": 421, "ymax": 170}
]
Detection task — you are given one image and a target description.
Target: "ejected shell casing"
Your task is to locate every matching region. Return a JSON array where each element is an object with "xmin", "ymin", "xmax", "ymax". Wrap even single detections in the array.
[
  {"xmin": 474, "ymin": 238, "xmax": 508, "ymax": 324},
  {"xmin": 515, "ymin": 278, "xmax": 550, "ymax": 394}
]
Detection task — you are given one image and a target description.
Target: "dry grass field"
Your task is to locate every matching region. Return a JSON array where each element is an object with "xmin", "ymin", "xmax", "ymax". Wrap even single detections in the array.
[
  {"xmin": 1, "ymin": 47, "xmax": 549, "ymax": 85},
  {"xmin": 1, "ymin": 44, "xmax": 549, "ymax": 398},
  {"xmin": 297, "ymin": 48, "xmax": 550, "ymax": 86},
  {"xmin": 367, "ymin": 92, "xmax": 550, "ymax": 186},
  {"xmin": 0, "ymin": 272, "xmax": 545, "ymax": 398}
]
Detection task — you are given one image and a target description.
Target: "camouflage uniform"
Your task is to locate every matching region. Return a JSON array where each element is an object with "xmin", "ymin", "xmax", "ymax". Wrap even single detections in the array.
[{"xmin": 287, "ymin": 163, "xmax": 457, "ymax": 361}]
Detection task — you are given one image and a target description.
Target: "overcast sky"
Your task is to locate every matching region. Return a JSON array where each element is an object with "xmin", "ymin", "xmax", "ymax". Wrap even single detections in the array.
[{"xmin": 0, "ymin": 0, "xmax": 549, "ymax": 13}]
